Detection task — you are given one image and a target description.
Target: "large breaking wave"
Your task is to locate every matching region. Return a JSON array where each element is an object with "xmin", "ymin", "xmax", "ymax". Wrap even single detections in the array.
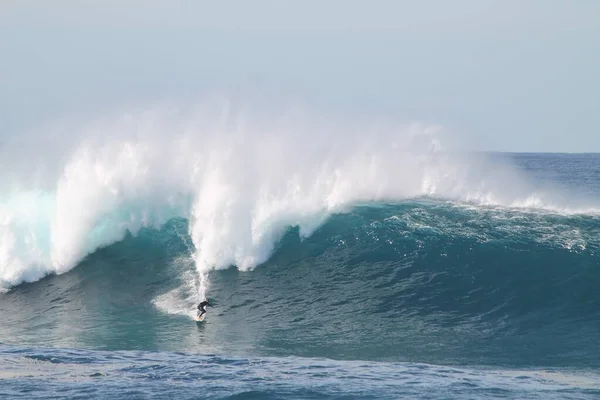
[{"xmin": 0, "ymin": 101, "xmax": 597, "ymax": 291}]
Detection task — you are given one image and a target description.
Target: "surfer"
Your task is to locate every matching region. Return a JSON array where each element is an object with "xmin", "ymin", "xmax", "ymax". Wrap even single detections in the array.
[{"xmin": 197, "ymin": 299, "xmax": 210, "ymax": 319}]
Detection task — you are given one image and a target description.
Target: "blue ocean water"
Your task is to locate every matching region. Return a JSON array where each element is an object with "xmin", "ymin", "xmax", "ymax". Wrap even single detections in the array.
[{"xmin": 1, "ymin": 151, "xmax": 600, "ymax": 399}]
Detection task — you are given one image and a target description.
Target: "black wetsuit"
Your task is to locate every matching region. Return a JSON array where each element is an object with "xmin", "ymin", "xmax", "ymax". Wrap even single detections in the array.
[{"xmin": 197, "ymin": 301, "xmax": 209, "ymax": 317}]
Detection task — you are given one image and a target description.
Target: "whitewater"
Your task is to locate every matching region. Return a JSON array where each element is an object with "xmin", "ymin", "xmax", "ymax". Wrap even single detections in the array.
[{"xmin": 0, "ymin": 102, "xmax": 593, "ymax": 292}]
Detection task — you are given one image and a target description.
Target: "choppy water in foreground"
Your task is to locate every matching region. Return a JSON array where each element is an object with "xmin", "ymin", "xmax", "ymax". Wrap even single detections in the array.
[{"xmin": 2, "ymin": 345, "xmax": 600, "ymax": 399}]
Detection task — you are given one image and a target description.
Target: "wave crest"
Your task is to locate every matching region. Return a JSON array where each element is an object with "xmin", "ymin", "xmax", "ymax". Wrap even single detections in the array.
[{"xmin": 0, "ymin": 101, "xmax": 596, "ymax": 289}]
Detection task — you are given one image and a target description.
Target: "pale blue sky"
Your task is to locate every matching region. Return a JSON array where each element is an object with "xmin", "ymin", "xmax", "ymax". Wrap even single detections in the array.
[{"xmin": 1, "ymin": 0, "xmax": 599, "ymax": 152}]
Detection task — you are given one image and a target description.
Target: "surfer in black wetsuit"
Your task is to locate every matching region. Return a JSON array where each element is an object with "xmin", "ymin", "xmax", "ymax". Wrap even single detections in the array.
[{"xmin": 197, "ymin": 299, "xmax": 210, "ymax": 318}]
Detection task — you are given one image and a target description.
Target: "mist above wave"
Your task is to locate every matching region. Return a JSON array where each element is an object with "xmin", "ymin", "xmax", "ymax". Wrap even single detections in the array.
[{"xmin": 0, "ymin": 100, "xmax": 591, "ymax": 290}]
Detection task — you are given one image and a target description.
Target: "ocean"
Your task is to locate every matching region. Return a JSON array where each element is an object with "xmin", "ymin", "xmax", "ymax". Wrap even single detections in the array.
[{"xmin": 1, "ymin": 117, "xmax": 599, "ymax": 399}]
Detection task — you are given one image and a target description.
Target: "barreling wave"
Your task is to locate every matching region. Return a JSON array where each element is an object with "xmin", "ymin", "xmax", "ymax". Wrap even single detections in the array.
[{"xmin": 0, "ymin": 100, "xmax": 598, "ymax": 291}]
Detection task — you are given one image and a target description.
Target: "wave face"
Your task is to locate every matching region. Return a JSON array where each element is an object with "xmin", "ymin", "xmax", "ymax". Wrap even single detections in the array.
[{"xmin": 1, "ymin": 195, "xmax": 600, "ymax": 367}]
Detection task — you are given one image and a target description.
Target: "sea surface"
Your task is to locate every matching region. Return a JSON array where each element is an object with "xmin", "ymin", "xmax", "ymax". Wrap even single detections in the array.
[{"xmin": 1, "ymin": 146, "xmax": 600, "ymax": 398}]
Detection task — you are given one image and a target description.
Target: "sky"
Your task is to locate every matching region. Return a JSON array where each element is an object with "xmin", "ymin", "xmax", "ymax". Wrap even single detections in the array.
[{"xmin": 1, "ymin": 0, "xmax": 599, "ymax": 152}]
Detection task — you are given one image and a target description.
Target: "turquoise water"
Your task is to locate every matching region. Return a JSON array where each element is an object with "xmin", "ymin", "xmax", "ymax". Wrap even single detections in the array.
[{"xmin": 1, "ymin": 153, "xmax": 600, "ymax": 398}]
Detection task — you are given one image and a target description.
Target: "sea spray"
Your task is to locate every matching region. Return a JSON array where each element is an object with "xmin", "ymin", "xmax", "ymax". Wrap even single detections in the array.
[{"xmin": 0, "ymin": 101, "xmax": 596, "ymax": 292}]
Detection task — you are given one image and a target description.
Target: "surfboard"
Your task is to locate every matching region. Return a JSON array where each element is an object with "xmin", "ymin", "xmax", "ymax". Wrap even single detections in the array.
[{"xmin": 195, "ymin": 314, "xmax": 205, "ymax": 322}]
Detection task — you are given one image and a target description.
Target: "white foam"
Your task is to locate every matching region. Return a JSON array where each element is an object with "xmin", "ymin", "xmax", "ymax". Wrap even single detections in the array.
[
  {"xmin": 152, "ymin": 265, "xmax": 200, "ymax": 319},
  {"xmin": 0, "ymin": 100, "xmax": 597, "ymax": 290}
]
